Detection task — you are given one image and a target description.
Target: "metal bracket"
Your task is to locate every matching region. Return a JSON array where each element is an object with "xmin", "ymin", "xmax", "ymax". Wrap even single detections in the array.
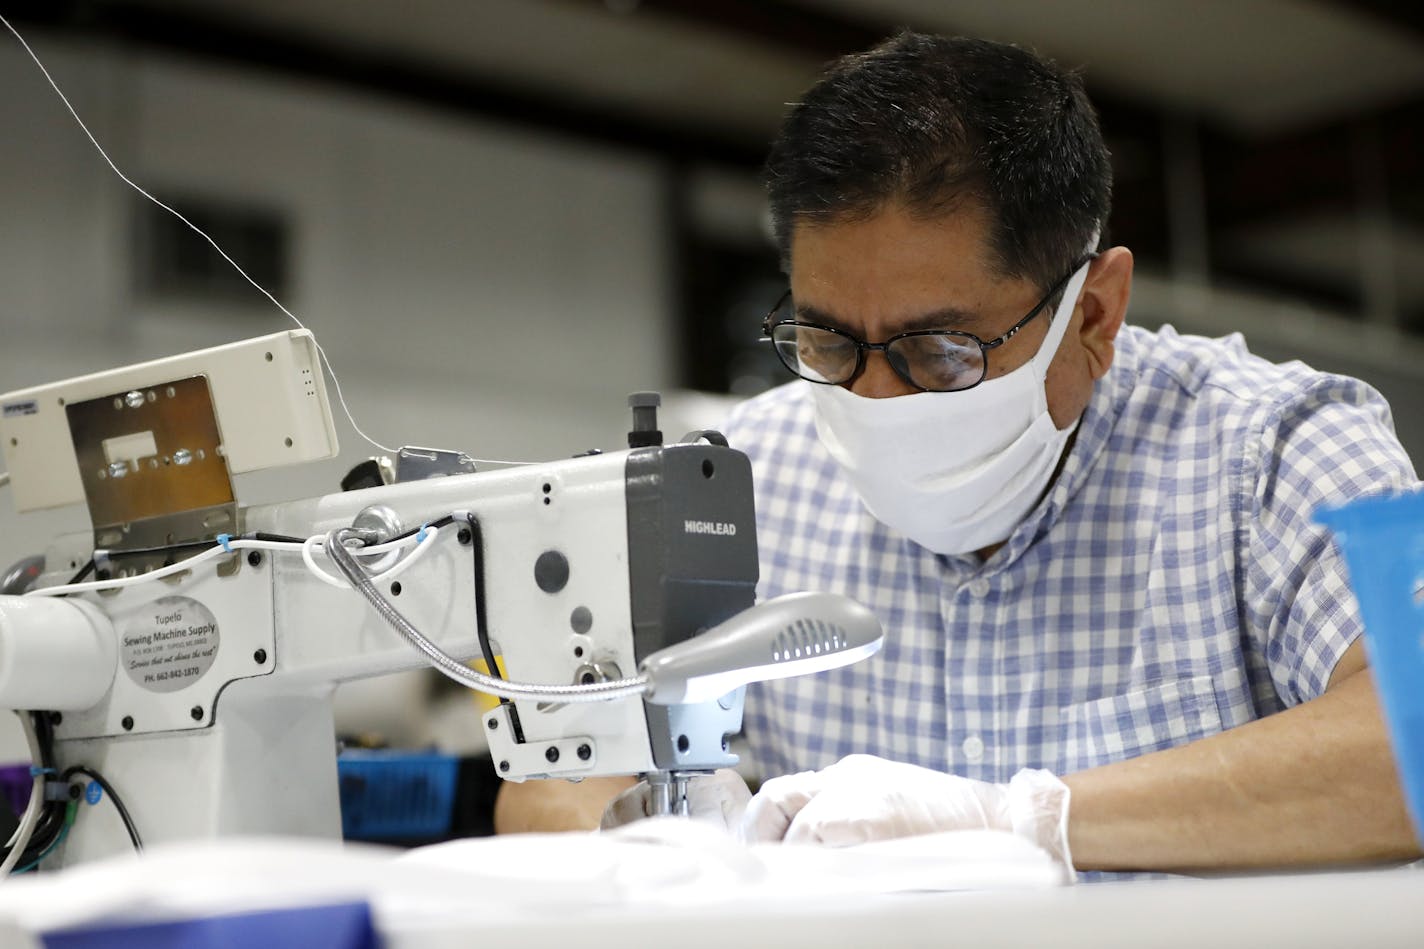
[
  {"xmin": 66, "ymin": 375, "xmax": 237, "ymax": 572},
  {"xmin": 394, "ymin": 446, "xmax": 477, "ymax": 482},
  {"xmin": 483, "ymin": 704, "xmax": 597, "ymax": 779}
]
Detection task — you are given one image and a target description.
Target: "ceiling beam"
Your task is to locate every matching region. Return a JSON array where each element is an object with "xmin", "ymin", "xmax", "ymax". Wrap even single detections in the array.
[
  {"xmin": 1, "ymin": 0, "xmax": 769, "ymax": 168},
  {"xmin": 1324, "ymin": 0, "xmax": 1424, "ymax": 43},
  {"xmin": 556, "ymin": 0, "xmax": 890, "ymax": 60},
  {"xmin": 7, "ymin": 0, "xmax": 1420, "ymax": 260}
]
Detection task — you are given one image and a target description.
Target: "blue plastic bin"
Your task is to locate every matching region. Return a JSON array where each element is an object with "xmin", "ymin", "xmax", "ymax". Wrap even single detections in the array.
[
  {"xmin": 1316, "ymin": 491, "xmax": 1424, "ymax": 846},
  {"xmin": 337, "ymin": 750, "xmax": 459, "ymax": 842}
]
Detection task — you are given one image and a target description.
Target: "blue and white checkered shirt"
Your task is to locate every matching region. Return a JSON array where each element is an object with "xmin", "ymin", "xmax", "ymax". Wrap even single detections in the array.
[{"xmin": 724, "ymin": 324, "xmax": 1417, "ymax": 784}]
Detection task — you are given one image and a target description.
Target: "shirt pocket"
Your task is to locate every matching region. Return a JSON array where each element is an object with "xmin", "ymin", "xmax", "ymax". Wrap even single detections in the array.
[{"xmin": 1058, "ymin": 675, "xmax": 1224, "ymax": 774}]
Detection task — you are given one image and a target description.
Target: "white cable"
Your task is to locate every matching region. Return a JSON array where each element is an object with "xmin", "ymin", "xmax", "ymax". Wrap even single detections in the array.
[
  {"xmin": 301, "ymin": 528, "xmax": 438, "ymax": 589},
  {"xmin": 0, "ymin": 13, "xmax": 393, "ymax": 455},
  {"xmin": 0, "ymin": 713, "xmax": 46, "ymax": 877},
  {"xmin": 1, "ymin": 713, "xmax": 38, "ymax": 851},
  {"xmin": 304, "ymin": 534, "xmax": 357, "ymax": 589},
  {"xmin": 359, "ymin": 546, "xmax": 402, "ymax": 574},
  {"xmin": 324, "ymin": 529, "xmax": 651, "ymax": 703},
  {"xmin": 25, "ymin": 544, "xmax": 234, "ymax": 596},
  {"xmin": 362, "ymin": 527, "xmax": 440, "ymax": 585},
  {"xmin": 23, "ymin": 526, "xmax": 431, "ymax": 597}
]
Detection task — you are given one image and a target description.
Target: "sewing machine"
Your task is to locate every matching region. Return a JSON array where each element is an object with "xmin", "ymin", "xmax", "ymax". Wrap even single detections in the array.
[{"xmin": 0, "ymin": 330, "xmax": 882, "ymax": 868}]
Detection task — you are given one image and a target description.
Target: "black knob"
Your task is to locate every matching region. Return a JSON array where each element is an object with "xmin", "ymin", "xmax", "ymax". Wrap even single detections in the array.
[{"xmin": 627, "ymin": 392, "xmax": 662, "ymax": 449}]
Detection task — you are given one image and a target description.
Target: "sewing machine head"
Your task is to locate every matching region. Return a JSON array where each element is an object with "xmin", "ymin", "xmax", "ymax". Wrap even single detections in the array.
[{"xmin": 0, "ymin": 332, "xmax": 882, "ymax": 866}]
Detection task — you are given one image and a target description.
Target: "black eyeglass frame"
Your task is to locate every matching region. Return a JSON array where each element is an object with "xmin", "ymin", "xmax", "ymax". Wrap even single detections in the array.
[{"xmin": 760, "ymin": 255, "xmax": 1097, "ymax": 393}]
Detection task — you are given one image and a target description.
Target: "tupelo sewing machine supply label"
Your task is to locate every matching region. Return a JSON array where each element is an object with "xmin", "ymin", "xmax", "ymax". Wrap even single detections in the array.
[{"xmin": 120, "ymin": 596, "xmax": 221, "ymax": 693}]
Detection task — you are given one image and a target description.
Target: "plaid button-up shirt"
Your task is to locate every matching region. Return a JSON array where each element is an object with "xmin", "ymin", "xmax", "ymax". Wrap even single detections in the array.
[{"xmin": 725, "ymin": 324, "xmax": 1416, "ymax": 784}]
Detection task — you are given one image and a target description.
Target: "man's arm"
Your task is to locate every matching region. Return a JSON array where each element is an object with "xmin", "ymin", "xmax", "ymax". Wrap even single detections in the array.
[
  {"xmin": 1065, "ymin": 639, "xmax": 1420, "ymax": 871},
  {"xmin": 493, "ymin": 775, "xmax": 636, "ymax": 834}
]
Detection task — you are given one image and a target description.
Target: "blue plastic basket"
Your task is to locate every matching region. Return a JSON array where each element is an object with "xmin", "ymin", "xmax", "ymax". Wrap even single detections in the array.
[
  {"xmin": 1316, "ymin": 491, "xmax": 1424, "ymax": 846},
  {"xmin": 337, "ymin": 751, "xmax": 459, "ymax": 842}
]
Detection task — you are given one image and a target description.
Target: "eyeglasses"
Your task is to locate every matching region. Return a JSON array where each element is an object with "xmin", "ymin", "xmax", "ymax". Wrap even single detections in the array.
[{"xmin": 760, "ymin": 259, "xmax": 1090, "ymax": 393}]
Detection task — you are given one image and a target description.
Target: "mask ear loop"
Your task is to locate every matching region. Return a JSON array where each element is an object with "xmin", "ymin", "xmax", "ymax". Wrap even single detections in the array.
[{"xmin": 1027, "ymin": 260, "xmax": 1094, "ymax": 416}]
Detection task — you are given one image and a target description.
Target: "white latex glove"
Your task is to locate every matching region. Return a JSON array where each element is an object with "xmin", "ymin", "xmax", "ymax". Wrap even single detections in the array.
[
  {"xmin": 600, "ymin": 769, "xmax": 751, "ymax": 834},
  {"xmin": 741, "ymin": 755, "xmax": 1073, "ymax": 873}
]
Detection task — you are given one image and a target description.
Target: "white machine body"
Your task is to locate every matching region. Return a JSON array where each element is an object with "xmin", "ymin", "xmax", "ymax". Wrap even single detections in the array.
[
  {"xmin": 0, "ymin": 335, "xmax": 889, "ymax": 871},
  {"xmin": 7, "ymin": 440, "xmax": 758, "ymax": 868}
]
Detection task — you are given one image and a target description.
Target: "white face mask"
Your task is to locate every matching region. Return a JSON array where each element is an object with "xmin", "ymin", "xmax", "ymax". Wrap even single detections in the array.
[{"xmin": 809, "ymin": 261, "xmax": 1091, "ymax": 556}]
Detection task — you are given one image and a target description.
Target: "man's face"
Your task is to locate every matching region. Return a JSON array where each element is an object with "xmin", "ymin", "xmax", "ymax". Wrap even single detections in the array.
[{"xmin": 787, "ymin": 202, "xmax": 1102, "ymax": 429}]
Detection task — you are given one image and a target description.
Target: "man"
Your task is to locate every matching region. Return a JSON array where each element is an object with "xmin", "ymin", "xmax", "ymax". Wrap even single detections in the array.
[{"xmin": 498, "ymin": 32, "xmax": 1421, "ymax": 874}]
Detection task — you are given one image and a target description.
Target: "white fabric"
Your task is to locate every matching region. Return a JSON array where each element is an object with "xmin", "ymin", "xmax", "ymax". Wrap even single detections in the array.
[
  {"xmin": 0, "ymin": 830, "xmax": 1065, "ymax": 939},
  {"xmin": 808, "ymin": 261, "xmax": 1089, "ymax": 555},
  {"xmin": 742, "ymin": 754, "xmax": 1073, "ymax": 883}
]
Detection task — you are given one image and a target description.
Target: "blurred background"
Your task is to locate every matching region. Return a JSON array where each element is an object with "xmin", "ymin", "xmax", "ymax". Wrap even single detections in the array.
[{"xmin": 0, "ymin": 0, "xmax": 1422, "ymax": 755}]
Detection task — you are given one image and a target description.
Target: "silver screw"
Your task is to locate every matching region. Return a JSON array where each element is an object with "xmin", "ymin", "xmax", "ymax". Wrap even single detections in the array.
[
  {"xmin": 108, "ymin": 461, "xmax": 129, "ymax": 479},
  {"xmin": 124, "ymin": 391, "xmax": 145, "ymax": 410},
  {"xmin": 173, "ymin": 449, "xmax": 193, "ymax": 466}
]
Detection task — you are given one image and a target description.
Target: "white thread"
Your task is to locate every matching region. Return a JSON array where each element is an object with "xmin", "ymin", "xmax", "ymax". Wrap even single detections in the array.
[
  {"xmin": 0, "ymin": 13, "xmax": 397, "ymax": 452},
  {"xmin": 0, "ymin": 15, "xmax": 561, "ymax": 467}
]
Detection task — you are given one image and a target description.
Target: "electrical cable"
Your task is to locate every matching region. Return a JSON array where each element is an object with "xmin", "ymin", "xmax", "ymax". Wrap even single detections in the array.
[
  {"xmin": 324, "ymin": 528, "xmax": 651, "ymax": 703},
  {"xmin": 26, "ymin": 542, "xmax": 250, "ymax": 596},
  {"xmin": 65, "ymin": 560, "xmax": 95, "ymax": 586},
  {"xmin": 89, "ymin": 539, "xmax": 219, "ymax": 559},
  {"xmin": 26, "ymin": 519, "xmax": 440, "ymax": 598},
  {"xmin": 25, "ymin": 530, "xmax": 420, "ymax": 597},
  {"xmin": 14, "ymin": 714, "xmax": 66, "ymax": 864},
  {"xmin": 61, "ymin": 766, "xmax": 141, "ymax": 853},
  {"xmin": 300, "ymin": 527, "xmax": 438, "ymax": 589},
  {"xmin": 12, "ymin": 801, "xmax": 75, "ymax": 874},
  {"xmin": 466, "ymin": 513, "xmax": 502, "ymax": 685},
  {"xmin": 252, "ymin": 532, "xmax": 308, "ymax": 545},
  {"xmin": 464, "ymin": 512, "xmax": 525, "ymax": 740},
  {"xmin": 0, "ymin": 713, "xmax": 47, "ymax": 876}
]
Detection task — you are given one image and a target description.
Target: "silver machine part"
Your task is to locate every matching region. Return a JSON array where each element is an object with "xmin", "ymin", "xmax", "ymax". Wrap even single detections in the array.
[
  {"xmin": 323, "ymin": 528, "xmax": 653, "ymax": 704},
  {"xmin": 645, "ymin": 770, "xmax": 697, "ymax": 818}
]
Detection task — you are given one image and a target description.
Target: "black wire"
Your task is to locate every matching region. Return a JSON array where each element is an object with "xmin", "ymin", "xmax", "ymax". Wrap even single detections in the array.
[
  {"xmin": 11, "ymin": 517, "xmax": 458, "ymax": 859},
  {"xmin": 62, "ymin": 765, "xmax": 142, "ymax": 853},
  {"xmin": 251, "ymin": 531, "xmax": 306, "ymax": 544},
  {"xmin": 99, "ymin": 539, "xmax": 216, "ymax": 558},
  {"xmin": 20, "ymin": 714, "xmax": 63, "ymax": 859},
  {"xmin": 467, "ymin": 514, "xmax": 499, "ymax": 684},
  {"xmin": 389, "ymin": 514, "xmax": 457, "ymax": 543},
  {"xmin": 1, "ymin": 714, "xmax": 67, "ymax": 867},
  {"xmin": 465, "ymin": 513, "xmax": 525, "ymax": 742},
  {"xmin": 66, "ymin": 560, "xmax": 95, "ymax": 585},
  {"xmin": 58, "ymin": 519, "xmax": 458, "ymax": 592}
]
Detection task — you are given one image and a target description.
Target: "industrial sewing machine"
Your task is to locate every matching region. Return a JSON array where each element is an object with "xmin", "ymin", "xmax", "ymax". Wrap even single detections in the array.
[{"xmin": 0, "ymin": 330, "xmax": 882, "ymax": 869}]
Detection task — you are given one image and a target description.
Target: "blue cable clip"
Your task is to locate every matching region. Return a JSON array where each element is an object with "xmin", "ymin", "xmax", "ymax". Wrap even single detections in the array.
[
  {"xmin": 416, "ymin": 523, "xmax": 430, "ymax": 543},
  {"xmin": 84, "ymin": 781, "xmax": 102, "ymax": 806},
  {"xmin": 217, "ymin": 533, "xmax": 234, "ymax": 553}
]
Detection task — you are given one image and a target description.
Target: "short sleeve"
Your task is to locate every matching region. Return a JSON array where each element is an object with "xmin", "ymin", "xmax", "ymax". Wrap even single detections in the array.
[{"xmin": 1243, "ymin": 375, "xmax": 1417, "ymax": 706}]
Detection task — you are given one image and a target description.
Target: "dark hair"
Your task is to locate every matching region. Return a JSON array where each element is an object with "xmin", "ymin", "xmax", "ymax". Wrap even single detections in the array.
[{"xmin": 764, "ymin": 32, "xmax": 1111, "ymax": 292}]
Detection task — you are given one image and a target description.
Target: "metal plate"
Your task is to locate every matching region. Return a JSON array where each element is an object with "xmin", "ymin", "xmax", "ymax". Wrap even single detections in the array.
[
  {"xmin": 53, "ymin": 556, "xmax": 276, "ymax": 740},
  {"xmin": 66, "ymin": 375, "xmax": 236, "ymax": 550}
]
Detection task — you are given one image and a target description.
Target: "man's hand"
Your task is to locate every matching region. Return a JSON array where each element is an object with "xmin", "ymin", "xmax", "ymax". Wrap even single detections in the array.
[
  {"xmin": 742, "ymin": 755, "xmax": 1073, "ymax": 868},
  {"xmin": 600, "ymin": 769, "xmax": 751, "ymax": 833},
  {"xmin": 494, "ymin": 775, "xmax": 636, "ymax": 834}
]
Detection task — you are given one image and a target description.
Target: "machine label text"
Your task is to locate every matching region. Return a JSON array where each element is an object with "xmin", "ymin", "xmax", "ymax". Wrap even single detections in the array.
[
  {"xmin": 120, "ymin": 595, "xmax": 221, "ymax": 696},
  {"xmin": 683, "ymin": 519, "xmax": 737, "ymax": 536},
  {"xmin": 1, "ymin": 400, "xmax": 37, "ymax": 418}
]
